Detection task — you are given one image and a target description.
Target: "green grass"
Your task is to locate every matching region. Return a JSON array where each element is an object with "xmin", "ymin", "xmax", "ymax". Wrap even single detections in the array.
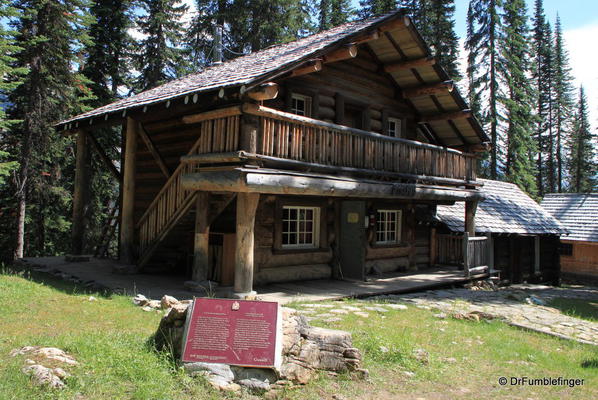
[
  {"xmin": 548, "ymin": 297, "xmax": 598, "ymax": 322},
  {"xmin": 1, "ymin": 266, "xmax": 597, "ymax": 399}
]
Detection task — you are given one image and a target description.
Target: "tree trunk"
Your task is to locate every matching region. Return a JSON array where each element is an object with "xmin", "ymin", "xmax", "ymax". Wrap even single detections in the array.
[{"xmin": 14, "ymin": 194, "xmax": 26, "ymax": 260}]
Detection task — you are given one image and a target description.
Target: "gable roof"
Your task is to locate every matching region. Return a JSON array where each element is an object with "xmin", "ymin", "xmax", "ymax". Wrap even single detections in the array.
[
  {"xmin": 541, "ymin": 193, "xmax": 598, "ymax": 242},
  {"xmin": 437, "ymin": 179, "xmax": 565, "ymax": 235},
  {"xmin": 57, "ymin": 11, "xmax": 488, "ymax": 147}
]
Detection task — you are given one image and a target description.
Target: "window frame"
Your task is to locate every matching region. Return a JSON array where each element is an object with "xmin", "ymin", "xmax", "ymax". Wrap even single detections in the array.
[
  {"xmin": 375, "ymin": 209, "xmax": 402, "ymax": 245},
  {"xmin": 290, "ymin": 93, "xmax": 312, "ymax": 117},
  {"xmin": 280, "ymin": 205, "xmax": 321, "ymax": 250},
  {"xmin": 387, "ymin": 117, "xmax": 402, "ymax": 138}
]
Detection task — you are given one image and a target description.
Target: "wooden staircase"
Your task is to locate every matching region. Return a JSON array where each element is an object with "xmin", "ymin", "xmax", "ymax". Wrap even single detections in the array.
[{"xmin": 135, "ymin": 107, "xmax": 241, "ymax": 268}]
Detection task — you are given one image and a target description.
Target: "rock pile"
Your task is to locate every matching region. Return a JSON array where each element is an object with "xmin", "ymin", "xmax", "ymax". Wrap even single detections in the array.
[
  {"xmin": 10, "ymin": 346, "xmax": 78, "ymax": 389},
  {"xmin": 149, "ymin": 295, "xmax": 366, "ymax": 393}
]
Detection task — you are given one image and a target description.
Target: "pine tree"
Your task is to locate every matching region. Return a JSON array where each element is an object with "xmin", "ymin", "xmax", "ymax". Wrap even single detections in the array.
[
  {"xmin": 552, "ymin": 15, "xmax": 575, "ymax": 192},
  {"xmin": 8, "ymin": 0, "xmax": 93, "ymax": 259},
  {"xmin": 359, "ymin": 0, "xmax": 397, "ymax": 18},
  {"xmin": 401, "ymin": 1, "xmax": 461, "ymax": 80},
  {"xmin": 83, "ymin": 0, "xmax": 134, "ymax": 105},
  {"xmin": 134, "ymin": 0, "xmax": 188, "ymax": 91},
  {"xmin": 329, "ymin": 0, "xmax": 354, "ymax": 28},
  {"xmin": 186, "ymin": 0, "xmax": 232, "ymax": 68},
  {"xmin": 501, "ymin": 0, "xmax": 537, "ymax": 195},
  {"xmin": 530, "ymin": 0, "xmax": 551, "ymax": 196},
  {"xmin": 466, "ymin": 0, "xmax": 503, "ymax": 179},
  {"xmin": 568, "ymin": 87, "xmax": 597, "ymax": 193},
  {"xmin": 544, "ymin": 21, "xmax": 556, "ymax": 193}
]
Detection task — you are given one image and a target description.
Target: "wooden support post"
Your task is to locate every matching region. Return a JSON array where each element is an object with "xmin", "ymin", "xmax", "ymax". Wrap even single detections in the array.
[
  {"xmin": 487, "ymin": 234, "xmax": 494, "ymax": 272},
  {"xmin": 407, "ymin": 205, "xmax": 417, "ymax": 271},
  {"xmin": 192, "ymin": 192, "xmax": 210, "ymax": 282},
  {"xmin": 534, "ymin": 235, "xmax": 541, "ymax": 276},
  {"xmin": 119, "ymin": 117, "xmax": 138, "ymax": 264},
  {"xmin": 462, "ymin": 231, "xmax": 470, "ymax": 277},
  {"xmin": 233, "ymin": 192, "xmax": 260, "ymax": 297},
  {"xmin": 72, "ymin": 129, "xmax": 89, "ymax": 255},
  {"xmin": 429, "ymin": 227, "xmax": 437, "ymax": 266},
  {"xmin": 240, "ymin": 110, "xmax": 259, "ymax": 153},
  {"xmin": 465, "ymin": 200, "xmax": 478, "ymax": 236}
]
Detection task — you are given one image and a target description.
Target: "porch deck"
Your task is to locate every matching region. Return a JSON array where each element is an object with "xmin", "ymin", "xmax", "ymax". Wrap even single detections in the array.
[{"xmin": 17, "ymin": 257, "xmax": 488, "ymax": 305}]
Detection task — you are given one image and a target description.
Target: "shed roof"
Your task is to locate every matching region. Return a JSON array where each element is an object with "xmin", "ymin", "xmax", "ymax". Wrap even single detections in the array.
[
  {"xmin": 437, "ymin": 179, "xmax": 565, "ymax": 235},
  {"xmin": 541, "ymin": 193, "xmax": 598, "ymax": 242},
  {"xmin": 57, "ymin": 11, "xmax": 488, "ymax": 147}
]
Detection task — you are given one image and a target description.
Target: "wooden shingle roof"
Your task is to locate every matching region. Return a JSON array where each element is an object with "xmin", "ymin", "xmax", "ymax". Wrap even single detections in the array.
[
  {"xmin": 437, "ymin": 179, "xmax": 565, "ymax": 235},
  {"xmin": 57, "ymin": 11, "xmax": 488, "ymax": 146},
  {"xmin": 541, "ymin": 193, "xmax": 598, "ymax": 242}
]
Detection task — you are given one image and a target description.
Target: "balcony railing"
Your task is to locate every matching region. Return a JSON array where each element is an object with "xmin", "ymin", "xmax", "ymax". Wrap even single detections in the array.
[
  {"xmin": 437, "ymin": 233, "xmax": 490, "ymax": 276},
  {"xmin": 243, "ymin": 104, "xmax": 477, "ymax": 184}
]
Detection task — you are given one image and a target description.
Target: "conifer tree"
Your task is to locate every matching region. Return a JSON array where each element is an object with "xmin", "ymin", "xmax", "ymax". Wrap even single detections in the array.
[
  {"xmin": 186, "ymin": 0, "xmax": 232, "ymax": 68},
  {"xmin": 530, "ymin": 0, "xmax": 551, "ymax": 196},
  {"xmin": 134, "ymin": 0, "xmax": 188, "ymax": 91},
  {"xmin": 329, "ymin": 0, "xmax": 354, "ymax": 28},
  {"xmin": 501, "ymin": 0, "xmax": 537, "ymax": 195},
  {"xmin": 8, "ymin": 0, "xmax": 93, "ymax": 259},
  {"xmin": 83, "ymin": 0, "xmax": 134, "ymax": 105},
  {"xmin": 552, "ymin": 16, "xmax": 575, "ymax": 192},
  {"xmin": 359, "ymin": 0, "xmax": 397, "ymax": 18},
  {"xmin": 466, "ymin": 0, "xmax": 503, "ymax": 179},
  {"xmin": 568, "ymin": 87, "xmax": 597, "ymax": 192}
]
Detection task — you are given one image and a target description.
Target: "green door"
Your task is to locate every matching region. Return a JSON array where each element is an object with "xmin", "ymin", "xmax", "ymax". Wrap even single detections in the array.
[{"xmin": 339, "ymin": 201, "xmax": 366, "ymax": 281}]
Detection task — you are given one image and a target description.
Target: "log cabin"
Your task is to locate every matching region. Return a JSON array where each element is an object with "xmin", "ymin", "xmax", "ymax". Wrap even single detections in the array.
[
  {"xmin": 437, "ymin": 179, "xmax": 565, "ymax": 285},
  {"xmin": 542, "ymin": 193, "xmax": 598, "ymax": 283},
  {"xmin": 57, "ymin": 11, "xmax": 492, "ymax": 298}
]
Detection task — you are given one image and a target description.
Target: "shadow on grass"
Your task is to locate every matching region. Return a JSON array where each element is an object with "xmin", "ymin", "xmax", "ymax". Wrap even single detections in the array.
[
  {"xmin": 548, "ymin": 297, "xmax": 598, "ymax": 322},
  {"xmin": 1, "ymin": 264, "xmax": 114, "ymax": 299},
  {"xmin": 581, "ymin": 359, "xmax": 598, "ymax": 369}
]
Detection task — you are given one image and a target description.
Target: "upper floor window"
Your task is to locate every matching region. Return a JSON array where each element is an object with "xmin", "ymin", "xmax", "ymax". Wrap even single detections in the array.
[
  {"xmin": 282, "ymin": 206, "xmax": 320, "ymax": 249},
  {"xmin": 387, "ymin": 117, "xmax": 402, "ymax": 137},
  {"xmin": 291, "ymin": 93, "xmax": 312, "ymax": 117},
  {"xmin": 376, "ymin": 210, "xmax": 402, "ymax": 245}
]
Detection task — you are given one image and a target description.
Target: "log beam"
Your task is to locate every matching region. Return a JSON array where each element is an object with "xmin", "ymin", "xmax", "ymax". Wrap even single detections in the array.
[
  {"xmin": 245, "ymin": 82, "xmax": 279, "ymax": 101},
  {"xmin": 290, "ymin": 60, "xmax": 322, "ymax": 77},
  {"xmin": 71, "ymin": 129, "xmax": 90, "ymax": 255},
  {"xmin": 192, "ymin": 192, "xmax": 210, "ymax": 282},
  {"xmin": 352, "ymin": 30, "xmax": 380, "ymax": 44},
  {"xmin": 119, "ymin": 117, "xmax": 138, "ymax": 264},
  {"xmin": 181, "ymin": 106, "xmax": 242, "ymax": 125},
  {"xmin": 378, "ymin": 16, "xmax": 411, "ymax": 33},
  {"xmin": 138, "ymin": 125, "xmax": 170, "ymax": 178},
  {"xmin": 384, "ymin": 56, "xmax": 436, "ymax": 73},
  {"xmin": 418, "ymin": 110, "xmax": 472, "ymax": 124},
  {"xmin": 87, "ymin": 133, "xmax": 122, "ymax": 182},
  {"xmin": 233, "ymin": 192, "xmax": 260, "ymax": 297},
  {"xmin": 402, "ymin": 81, "xmax": 454, "ymax": 99},
  {"xmin": 323, "ymin": 44, "xmax": 357, "ymax": 64}
]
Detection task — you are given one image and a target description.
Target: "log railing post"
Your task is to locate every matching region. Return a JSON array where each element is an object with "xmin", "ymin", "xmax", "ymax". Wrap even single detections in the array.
[
  {"xmin": 192, "ymin": 192, "xmax": 210, "ymax": 282},
  {"xmin": 240, "ymin": 107, "xmax": 258, "ymax": 154},
  {"xmin": 465, "ymin": 200, "xmax": 478, "ymax": 236},
  {"xmin": 233, "ymin": 192, "xmax": 260, "ymax": 298},
  {"xmin": 72, "ymin": 129, "xmax": 90, "ymax": 255},
  {"xmin": 462, "ymin": 231, "xmax": 470, "ymax": 277},
  {"xmin": 120, "ymin": 117, "xmax": 138, "ymax": 264}
]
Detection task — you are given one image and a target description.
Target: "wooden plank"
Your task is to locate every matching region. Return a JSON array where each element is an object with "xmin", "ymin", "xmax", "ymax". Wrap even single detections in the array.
[
  {"xmin": 383, "ymin": 56, "xmax": 436, "ymax": 73},
  {"xmin": 234, "ymin": 192, "xmax": 260, "ymax": 296}
]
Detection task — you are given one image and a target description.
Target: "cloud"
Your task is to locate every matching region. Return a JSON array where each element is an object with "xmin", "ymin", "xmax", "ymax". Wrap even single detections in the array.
[{"xmin": 563, "ymin": 22, "xmax": 598, "ymax": 128}]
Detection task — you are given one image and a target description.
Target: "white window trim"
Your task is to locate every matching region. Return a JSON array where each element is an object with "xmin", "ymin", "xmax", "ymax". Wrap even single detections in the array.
[
  {"xmin": 281, "ymin": 206, "xmax": 320, "ymax": 249},
  {"xmin": 375, "ymin": 209, "xmax": 402, "ymax": 245},
  {"xmin": 291, "ymin": 93, "xmax": 312, "ymax": 117},
  {"xmin": 387, "ymin": 117, "xmax": 402, "ymax": 137}
]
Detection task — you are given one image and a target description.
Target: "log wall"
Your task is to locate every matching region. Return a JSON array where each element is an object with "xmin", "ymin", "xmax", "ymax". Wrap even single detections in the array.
[{"xmin": 560, "ymin": 240, "xmax": 598, "ymax": 280}]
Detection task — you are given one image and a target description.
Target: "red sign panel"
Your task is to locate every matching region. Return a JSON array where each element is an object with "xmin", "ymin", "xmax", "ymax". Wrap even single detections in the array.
[{"xmin": 181, "ymin": 298, "xmax": 281, "ymax": 368}]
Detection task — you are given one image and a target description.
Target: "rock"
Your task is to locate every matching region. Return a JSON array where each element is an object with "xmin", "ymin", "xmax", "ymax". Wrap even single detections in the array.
[
  {"xmin": 379, "ymin": 346, "xmax": 389, "ymax": 353},
  {"xmin": 526, "ymin": 295, "xmax": 546, "ymax": 306},
  {"xmin": 88, "ymin": 296, "xmax": 97, "ymax": 302},
  {"xmin": 231, "ymin": 366, "xmax": 278, "ymax": 384},
  {"xmin": 11, "ymin": 346, "xmax": 78, "ymax": 366},
  {"xmin": 386, "ymin": 304, "xmax": 408, "ymax": 310},
  {"xmin": 163, "ymin": 303, "xmax": 189, "ymax": 323},
  {"xmin": 441, "ymin": 357, "xmax": 457, "ymax": 364},
  {"xmin": 413, "ymin": 348, "xmax": 429, "ymax": 365},
  {"xmin": 403, "ymin": 371, "xmax": 415, "ymax": 378},
  {"xmin": 160, "ymin": 295, "xmax": 179, "ymax": 309},
  {"xmin": 132, "ymin": 294, "xmax": 149, "ymax": 306},
  {"xmin": 340, "ymin": 305, "xmax": 362, "ymax": 312},
  {"xmin": 354, "ymin": 312, "xmax": 369, "ymax": 318},
  {"xmin": 141, "ymin": 306, "xmax": 154, "ymax": 312},
  {"xmin": 148, "ymin": 300, "xmax": 161, "ymax": 309},
  {"xmin": 279, "ymin": 361, "xmax": 313, "ymax": 384},
  {"xmin": 364, "ymin": 306, "xmax": 389, "ymax": 313},
  {"xmin": 22, "ymin": 364, "xmax": 65, "ymax": 388},
  {"xmin": 434, "ymin": 313, "xmax": 447, "ymax": 319},
  {"xmin": 330, "ymin": 309, "xmax": 349, "ymax": 314},
  {"xmin": 237, "ymin": 378, "xmax": 271, "ymax": 392}
]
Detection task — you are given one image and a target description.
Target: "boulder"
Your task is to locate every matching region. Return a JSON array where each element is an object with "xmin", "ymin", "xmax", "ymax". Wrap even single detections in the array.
[
  {"xmin": 22, "ymin": 364, "xmax": 65, "ymax": 388},
  {"xmin": 160, "ymin": 295, "xmax": 179, "ymax": 309},
  {"xmin": 132, "ymin": 294, "xmax": 149, "ymax": 306}
]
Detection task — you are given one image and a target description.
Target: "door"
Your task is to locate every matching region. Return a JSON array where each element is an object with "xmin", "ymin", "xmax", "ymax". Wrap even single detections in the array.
[{"xmin": 339, "ymin": 201, "xmax": 366, "ymax": 280}]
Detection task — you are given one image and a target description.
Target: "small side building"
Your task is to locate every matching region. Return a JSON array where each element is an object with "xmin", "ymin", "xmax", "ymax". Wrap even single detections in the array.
[
  {"xmin": 437, "ymin": 180, "xmax": 565, "ymax": 285},
  {"xmin": 541, "ymin": 193, "xmax": 598, "ymax": 282}
]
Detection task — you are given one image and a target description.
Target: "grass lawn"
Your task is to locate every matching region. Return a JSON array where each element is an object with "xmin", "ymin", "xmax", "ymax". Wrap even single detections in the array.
[
  {"xmin": 0, "ymin": 266, "xmax": 596, "ymax": 400},
  {"xmin": 548, "ymin": 297, "xmax": 598, "ymax": 322}
]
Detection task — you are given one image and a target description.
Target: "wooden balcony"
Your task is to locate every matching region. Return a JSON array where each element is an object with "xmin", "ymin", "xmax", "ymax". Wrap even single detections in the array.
[{"xmin": 436, "ymin": 233, "xmax": 490, "ymax": 276}]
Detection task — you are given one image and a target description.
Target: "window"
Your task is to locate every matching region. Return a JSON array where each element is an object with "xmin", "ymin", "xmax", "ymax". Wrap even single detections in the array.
[
  {"xmin": 387, "ymin": 117, "xmax": 402, "ymax": 137},
  {"xmin": 559, "ymin": 243, "xmax": 573, "ymax": 256},
  {"xmin": 376, "ymin": 210, "xmax": 402, "ymax": 244},
  {"xmin": 282, "ymin": 206, "xmax": 320, "ymax": 249},
  {"xmin": 291, "ymin": 93, "xmax": 312, "ymax": 117}
]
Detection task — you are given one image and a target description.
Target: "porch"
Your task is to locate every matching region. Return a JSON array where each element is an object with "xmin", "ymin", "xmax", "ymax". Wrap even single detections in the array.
[{"xmin": 18, "ymin": 257, "xmax": 489, "ymax": 305}]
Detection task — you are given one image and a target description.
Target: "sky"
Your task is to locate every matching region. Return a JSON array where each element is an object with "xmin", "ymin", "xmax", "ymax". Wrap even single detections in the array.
[{"xmin": 182, "ymin": 0, "xmax": 598, "ymax": 125}]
